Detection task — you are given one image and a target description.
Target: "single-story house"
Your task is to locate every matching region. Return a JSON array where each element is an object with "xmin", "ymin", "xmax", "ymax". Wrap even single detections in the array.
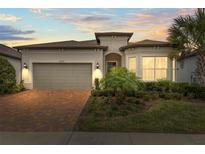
[
  {"xmin": 0, "ymin": 44, "xmax": 22, "ymax": 83},
  {"xmin": 13, "ymin": 32, "xmax": 195, "ymax": 89}
]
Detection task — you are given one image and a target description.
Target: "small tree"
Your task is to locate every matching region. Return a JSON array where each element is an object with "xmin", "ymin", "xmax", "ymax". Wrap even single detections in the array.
[
  {"xmin": 0, "ymin": 57, "xmax": 16, "ymax": 93},
  {"xmin": 100, "ymin": 67, "xmax": 140, "ymax": 97},
  {"xmin": 168, "ymin": 8, "xmax": 205, "ymax": 85}
]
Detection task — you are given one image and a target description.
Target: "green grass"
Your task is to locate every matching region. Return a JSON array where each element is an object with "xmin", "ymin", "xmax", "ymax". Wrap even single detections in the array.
[{"xmin": 76, "ymin": 96, "xmax": 205, "ymax": 133}]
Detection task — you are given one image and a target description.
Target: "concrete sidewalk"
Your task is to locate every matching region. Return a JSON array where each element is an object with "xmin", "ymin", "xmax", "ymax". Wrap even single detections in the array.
[{"xmin": 1, "ymin": 132, "xmax": 205, "ymax": 145}]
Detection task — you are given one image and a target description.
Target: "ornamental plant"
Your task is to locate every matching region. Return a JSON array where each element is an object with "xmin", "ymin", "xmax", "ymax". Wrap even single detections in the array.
[
  {"xmin": 0, "ymin": 57, "xmax": 16, "ymax": 93},
  {"xmin": 100, "ymin": 67, "xmax": 141, "ymax": 97}
]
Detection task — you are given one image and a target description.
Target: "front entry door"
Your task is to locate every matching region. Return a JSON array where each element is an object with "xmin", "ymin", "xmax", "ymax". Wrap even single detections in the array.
[{"xmin": 107, "ymin": 61, "xmax": 117, "ymax": 72}]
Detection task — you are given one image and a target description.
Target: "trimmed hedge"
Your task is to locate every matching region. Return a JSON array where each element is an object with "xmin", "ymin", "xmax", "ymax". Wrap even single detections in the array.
[
  {"xmin": 92, "ymin": 89, "xmax": 115, "ymax": 97},
  {"xmin": 92, "ymin": 80, "xmax": 205, "ymax": 100},
  {"xmin": 184, "ymin": 84, "xmax": 205, "ymax": 100}
]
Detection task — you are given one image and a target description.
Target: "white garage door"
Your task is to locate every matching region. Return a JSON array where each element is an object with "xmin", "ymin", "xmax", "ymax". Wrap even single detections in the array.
[{"xmin": 33, "ymin": 63, "xmax": 92, "ymax": 89}]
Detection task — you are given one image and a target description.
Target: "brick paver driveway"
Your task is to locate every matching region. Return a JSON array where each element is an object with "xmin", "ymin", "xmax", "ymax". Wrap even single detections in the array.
[{"xmin": 0, "ymin": 89, "xmax": 90, "ymax": 131}]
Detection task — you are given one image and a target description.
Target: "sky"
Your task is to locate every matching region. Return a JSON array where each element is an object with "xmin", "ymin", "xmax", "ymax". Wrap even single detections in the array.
[{"xmin": 0, "ymin": 8, "xmax": 195, "ymax": 47}]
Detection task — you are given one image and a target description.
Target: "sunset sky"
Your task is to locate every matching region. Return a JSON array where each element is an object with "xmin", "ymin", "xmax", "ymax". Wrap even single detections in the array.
[{"xmin": 0, "ymin": 8, "xmax": 195, "ymax": 47}]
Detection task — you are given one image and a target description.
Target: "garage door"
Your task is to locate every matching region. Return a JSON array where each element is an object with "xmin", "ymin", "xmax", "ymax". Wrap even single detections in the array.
[{"xmin": 33, "ymin": 63, "xmax": 92, "ymax": 89}]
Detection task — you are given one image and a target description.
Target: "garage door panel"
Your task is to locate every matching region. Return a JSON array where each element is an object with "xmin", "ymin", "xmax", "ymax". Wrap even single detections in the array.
[{"xmin": 33, "ymin": 63, "xmax": 92, "ymax": 89}]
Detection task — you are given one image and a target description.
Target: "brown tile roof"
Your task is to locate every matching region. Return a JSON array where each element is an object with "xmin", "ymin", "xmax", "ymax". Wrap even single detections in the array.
[
  {"xmin": 95, "ymin": 32, "xmax": 133, "ymax": 43},
  {"xmin": 120, "ymin": 39, "xmax": 173, "ymax": 51},
  {"xmin": 0, "ymin": 44, "xmax": 21, "ymax": 59},
  {"xmin": 14, "ymin": 40, "xmax": 108, "ymax": 50}
]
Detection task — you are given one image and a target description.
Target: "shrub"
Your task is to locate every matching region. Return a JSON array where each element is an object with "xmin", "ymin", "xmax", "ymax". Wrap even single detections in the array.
[
  {"xmin": 14, "ymin": 80, "xmax": 25, "ymax": 92},
  {"xmin": 171, "ymin": 82, "xmax": 189, "ymax": 94},
  {"xmin": 92, "ymin": 89, "xmax": 115, "ymax": 97},
  {"xmin": 143, "ymin": 80, "xmax": 173, "ymax": 92},
  {"xmin": 126, "ymin": 97, "xmax": 141, "ymax": 104},
  {"xmin": 184, "ymin": 84, "xmax": 205, "ymax": 99},
  {"xmin": 135, "ymin": 91, "xmax": 159, "ymax": 101},
  {"xmin": 143, "ymin": 82, "xmax": 159, "ymax": 92},
  {"xmin": 94, "ymin": 78, "xmax": 100, "ymax": 90},
  {"xmin": 100, "ymin": 67, "xmax": 141, "ymax": 96},
  {"xmin": 124, "ymin": 89, "xmax": 138, "ymax": 97},
  {"xmin": 142, "ymin": 92, "xmax": 159, "ymax": 101},
  {"xmin": 0, "ymin": 57, "xmax": 16, "ymax": 94},
  {"xmin": 135, "ymin": 91, "xmax": 146, "ymax": 98},
  {"xmin": 157, "ymin": 80, "xmax": 173, "ymax": 92},
  {"xmin": 115, "ymin": 91, "xmax": 125, "ymax": 104},
  {"xmin": 195, "ymin": 92, "xmax": 205, "ymax": 100},
  {"xmin": 159, "ymin": 92, "xmax": 183, "ymax": 100}
]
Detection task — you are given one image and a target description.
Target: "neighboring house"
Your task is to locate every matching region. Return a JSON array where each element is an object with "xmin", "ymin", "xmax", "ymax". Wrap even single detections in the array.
[
  {"xmin": 14, "ymin": 32, "xmax": 177, "ymax": 89},
  {"xmin": 0, "ymin": 44, "xmax": 21, "ymax": 83},
  {"xmin": 176, "ymin": 52, "xmax": 199, "ymax": 84}
]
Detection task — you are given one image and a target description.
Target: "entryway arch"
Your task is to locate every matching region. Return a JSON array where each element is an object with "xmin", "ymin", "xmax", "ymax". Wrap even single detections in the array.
[{"xmin": 105, "ymin": 53, "xmax": 122, "ymax": 72}]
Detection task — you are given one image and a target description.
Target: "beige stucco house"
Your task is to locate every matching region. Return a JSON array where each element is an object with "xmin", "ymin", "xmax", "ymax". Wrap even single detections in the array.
[{"xmin": 14, "ymin": 32, "xmax": 177, "ymax": 89}]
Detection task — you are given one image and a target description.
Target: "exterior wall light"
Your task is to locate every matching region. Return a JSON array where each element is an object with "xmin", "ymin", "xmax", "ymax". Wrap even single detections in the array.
[
  {"xmin": 23, "ymin": 63, "xmax": 28, "ymax": 69},
  {"xmin": 96, "ymin": 62, "xmax": 100, "ymax": 69}
]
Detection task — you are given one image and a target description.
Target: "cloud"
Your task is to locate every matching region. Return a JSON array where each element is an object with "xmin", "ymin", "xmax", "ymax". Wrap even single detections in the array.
[
  {"xmin": 30, "ymin": 8, "xmax": 43, "ymax": 14},
  {"xmin": 0, "ymin": 14, "xmax": 21, "ymax": 22},
  {"xmin": 82, "ymin": 16, "xmax": 111, "ymax": 22},
  {"xmin": 30, "ymin": 8, "xmax": 196, "ymax": 41},
  {"xmin": 0, "ymin": 35, "xmax": 34, "ymax": 40},
  {"xmin": 30, "ymin": 9, "xmax": 114, "ymax": 31},
  {"xmin": 0, "ymin": 25, "xmax": 35, "ymax": 40}
]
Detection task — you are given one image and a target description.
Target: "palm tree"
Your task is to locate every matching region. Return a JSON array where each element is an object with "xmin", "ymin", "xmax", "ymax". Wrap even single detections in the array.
[{"xmin": 168, "ymin": 8, "xmax": 205, "ymax": 85}]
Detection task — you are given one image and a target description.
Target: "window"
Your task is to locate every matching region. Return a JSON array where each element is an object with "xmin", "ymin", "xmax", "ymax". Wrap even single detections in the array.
[
  {"xmin": 128, "ymin": 57, "xmax": 136, "ymax": 73},
  {"xmin": 142, "ymin": 57, "xmax": 168, "ymax": 81},
  {"xmin": 107, "ymin": 61, "xmax": 117, "ymax": 72}
]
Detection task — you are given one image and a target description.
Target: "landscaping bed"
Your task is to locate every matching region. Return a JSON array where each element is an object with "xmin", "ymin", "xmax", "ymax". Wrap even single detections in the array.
[
  {"xmin": 75, "ymin": 67, "xmax": 205, "ymax": 133},
  {"xmin": 76, "ymin": 97, "xmax": 205, "ymax": 133}
]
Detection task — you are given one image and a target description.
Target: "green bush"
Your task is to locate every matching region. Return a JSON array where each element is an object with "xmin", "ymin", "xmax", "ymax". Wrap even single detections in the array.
[
  {"xmin": 159, "ymin": 92, "xmax": 183, "ymax": 100},
  {"xmin": 157, "ymin": 80, "xmax": 173, "ymax": 92},
  {"xmin": 92, "ymin": 89, "xmax": 115, "ymax": 97},
  {"xmin": 171, "ymin": 82, "xmax": 189, "ymax": 94},
  {"xmin": 100, "ymin": 67, "xmax": 141, "ymax": 96},
  {"xmin": 94, "ymin": 78, "xmax": 100, "ymax": 90},
  {"xmin": 143, "ymin": 80, "xmax": 173, "ymax": 92},
  {"xmin": 0, "ymin": 57, "xmax": 16, "ymax": 94},
  {"xmin": 143, "ymin": 82, "xmax": 159, "ymax": 92},
  {"xmin": 124, "ymin": 89, "xmax": 138, "ymax": 97},
  {"xmin": 195, "ymin": 92, "xmax": 205, "ymax": 100},
  {"xmin": 184, "ymin": 84, "xmax": 205, "ymax": 99},
  {"xmin": 115, "ymin": 91, "xmax": 125, "ymax": 104},
  {"xmin": 142, "ymin": 92, "xmax": 159, "ymax": 101},
  {"xmin": 134, "ymin": 91, "xmax": 159, "ymax": 101},
  {"xmin": 14, "ymin": 80, "xmax": 25, "ymax": 92},
  {"xmin": 126, "ymin": 97, "xmax": 141, "ymax": 104}
]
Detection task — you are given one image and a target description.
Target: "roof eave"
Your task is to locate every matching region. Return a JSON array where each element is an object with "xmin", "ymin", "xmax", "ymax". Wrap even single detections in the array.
[
  {"xmin": 120, "ymin": 44, "xmax": 173, "ymax": 51},
  {"xmin": 14, "ymin": 46, "xmax": 108, "ymax": 51},
  {"xmin": 95, "ymin": 32, "xmax": 133, "ymax": 43},
  {"xmin": 0, "ymin": 52, "xmax": 21, "ymax": 60}
]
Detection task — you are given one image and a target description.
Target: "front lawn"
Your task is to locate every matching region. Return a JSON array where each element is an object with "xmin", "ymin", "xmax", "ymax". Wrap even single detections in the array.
[{"xmin": 76, "ymin": 96, "xmax": 205, "ymax": 133}]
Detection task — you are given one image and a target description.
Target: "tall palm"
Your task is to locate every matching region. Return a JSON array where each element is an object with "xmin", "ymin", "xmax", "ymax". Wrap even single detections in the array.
[{"xmin": 168, "ymin": 8, "xmax": 205, "ymax": 85}]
